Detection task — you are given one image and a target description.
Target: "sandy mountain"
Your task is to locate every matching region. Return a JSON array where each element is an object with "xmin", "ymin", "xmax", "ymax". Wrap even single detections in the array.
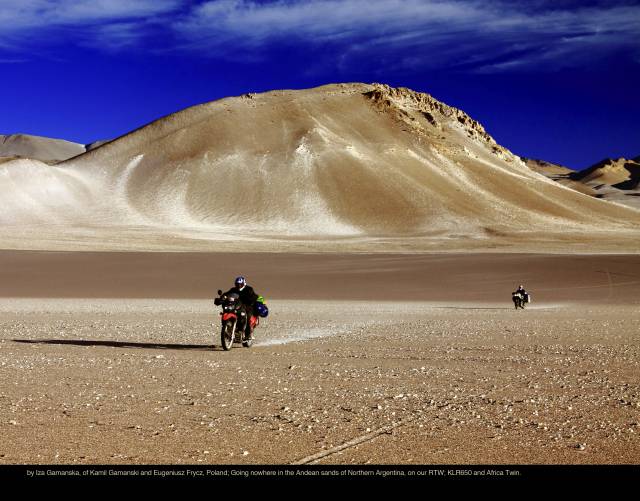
[
  {"xmin": 0, "ymin": 133, "xmax": 85, "ymax": 163},
  {"xmin": 522, "ymin": 158, "xmax": 597, "ymax": 197},
  {"xmin": 1, "ymin": 83, "xmax": 639, "ymax": 252},
  {"xmin": 583, "ymin": 157, "xmax": 640, "ymax": 210},
  {"xmin": 527, "ymin": 156, "xmax": 640, "ymax": 210},
  {"xmin": 570, "ymin": 157, "xmax": 640, "ymax": 190},
  {"xmin": 85, "ymin": 139, "xmax": 113, "ymax": 151},
  {"xmin": 522, "ymin": 158, "xmax": 574, "ymax": 177}
]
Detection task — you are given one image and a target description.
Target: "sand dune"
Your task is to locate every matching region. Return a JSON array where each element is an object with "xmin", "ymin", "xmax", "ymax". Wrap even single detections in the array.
[
  {"xmin": 0, "ymin": 133, "xmax": 85, "ymax": 163},
  {"xmin": 1, "ymin": 83, "xmax": 639, "ymax": 252}
]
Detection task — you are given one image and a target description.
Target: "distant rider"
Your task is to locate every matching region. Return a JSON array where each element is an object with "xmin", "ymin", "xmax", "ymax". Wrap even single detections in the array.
[
  {"xmin": 224, "ymin": 276, "xmax": 259, "ymax": 339},
  {"xmin": 515, "ymin": 284, "xmax": 528, "ymax": 301}
]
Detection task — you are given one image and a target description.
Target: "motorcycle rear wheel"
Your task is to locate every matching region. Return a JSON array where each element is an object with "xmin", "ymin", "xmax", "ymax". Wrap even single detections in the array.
[{"xmin": 221, "ymin": 321, "xmax": 235, "ymax": 351}]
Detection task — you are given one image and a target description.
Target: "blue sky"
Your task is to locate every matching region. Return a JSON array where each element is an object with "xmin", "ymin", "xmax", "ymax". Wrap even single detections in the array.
[{"xmin": 0, "ymin": 0, "xmax": 638, "ymax": 169}]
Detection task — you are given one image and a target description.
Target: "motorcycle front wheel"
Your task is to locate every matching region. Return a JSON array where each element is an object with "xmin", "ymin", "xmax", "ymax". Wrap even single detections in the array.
[{"xmin": 221, "ymin": 321, "xmax": 235, "ymax": 351}]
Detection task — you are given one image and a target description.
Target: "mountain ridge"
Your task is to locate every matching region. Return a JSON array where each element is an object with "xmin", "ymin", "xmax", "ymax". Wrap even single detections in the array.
[
  {"xmin": 1, "ymin": 82, "xmax": 639, "ymax": 252},
  {"xmin": 0, "ymin": 133, "xmax": 85, "ymax": 163}
]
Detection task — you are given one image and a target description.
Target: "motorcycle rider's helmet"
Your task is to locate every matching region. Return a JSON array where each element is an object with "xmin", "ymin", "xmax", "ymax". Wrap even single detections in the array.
[{"xmin": 235, "ymin": 276, "xmax": 246, "ymax": 288}]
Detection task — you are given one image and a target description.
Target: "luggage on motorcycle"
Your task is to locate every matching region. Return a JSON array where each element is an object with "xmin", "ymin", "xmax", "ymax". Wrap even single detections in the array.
[{"xmin": 255, "ymin": 302, "xmax": 269, "ymax": 318}]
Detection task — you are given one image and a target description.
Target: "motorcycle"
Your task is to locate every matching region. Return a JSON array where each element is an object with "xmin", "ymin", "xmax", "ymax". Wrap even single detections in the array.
[
  {"xmin": 512, "ymin": 291, "xmax": 530, "ymax": 309},
  {"xmin": 214, "ymin": 289, "xmax": 258, "ymax": 350}
]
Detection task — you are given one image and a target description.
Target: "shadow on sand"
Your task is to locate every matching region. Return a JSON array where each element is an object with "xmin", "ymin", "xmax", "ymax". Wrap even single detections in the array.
[
  {"xmin": 12, "ymin": 338, "xmax": 222, "ymax": 351},
  {"xmin": 432, "ymin": 306, "xmax": 511, "ymax": 310}
]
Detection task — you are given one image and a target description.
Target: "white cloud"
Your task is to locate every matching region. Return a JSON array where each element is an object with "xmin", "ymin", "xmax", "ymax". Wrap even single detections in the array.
[
  {"xmin": 82, "ymin": 22, "xmax": 145, "ymax": 51},
  {"xmin": 0, "ymin": 0, "xmax": 181, "ymax": 51},
  {"xmin": 173, "ymin": 0, "xmax": 640, "ymax": 72},
  {"xmin": 0, "ymin": 0, "xmax": 637, "ymax": 71},
  {"xmin": 176, "ymin": 0, "xmax": 484, "ymax": 46},
  {"xmin": 0, "ymin": 0, "xmax": 180, "ymax": 27},
  {"xmin": 55, "ymin": 0, "xmax": 180, "ymax": 22}
]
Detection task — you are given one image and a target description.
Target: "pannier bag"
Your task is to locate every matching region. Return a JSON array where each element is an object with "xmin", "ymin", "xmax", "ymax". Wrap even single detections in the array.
[{"xmin": 255, "ymin": 302, "xmax": 269, "ymax": 318}]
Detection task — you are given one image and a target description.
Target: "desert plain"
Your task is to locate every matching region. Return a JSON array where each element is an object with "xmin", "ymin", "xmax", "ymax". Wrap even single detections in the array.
[{"xmin": 1, "ymin": 251, "xmax": 638, "ymax": 465}]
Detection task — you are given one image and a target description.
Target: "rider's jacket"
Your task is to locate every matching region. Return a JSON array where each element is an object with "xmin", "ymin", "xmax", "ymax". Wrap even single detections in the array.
[{"xmin": 226, "ymin": 285, "xmax": 259, "ymax": 308}]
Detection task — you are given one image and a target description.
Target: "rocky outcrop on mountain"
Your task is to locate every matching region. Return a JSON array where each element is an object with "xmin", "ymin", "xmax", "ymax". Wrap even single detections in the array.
[{"xmin": 363, "ymin": 84, "xmax": 514, "ymax": 160}]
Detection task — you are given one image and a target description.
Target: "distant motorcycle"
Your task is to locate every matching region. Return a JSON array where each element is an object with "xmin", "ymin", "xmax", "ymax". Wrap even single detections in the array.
[
  {"xmin": 214, "ymin": 290, "xmax": 258, "ymax": 350},
  {"xmin": 512, "ymin": 291, "xmax": 530, "ymax": 309}
]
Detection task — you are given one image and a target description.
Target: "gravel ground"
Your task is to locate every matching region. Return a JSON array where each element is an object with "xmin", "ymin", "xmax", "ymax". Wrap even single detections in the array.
[{"xmin": 0, "ymin": 299, "xmax": 638, "ymax": 465}]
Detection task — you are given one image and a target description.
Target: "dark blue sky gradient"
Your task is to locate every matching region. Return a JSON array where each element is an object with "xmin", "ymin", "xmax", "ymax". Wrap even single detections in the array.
[{"xmin": 0, "ymin": 0, "xmax": 638, "ymax": 170}]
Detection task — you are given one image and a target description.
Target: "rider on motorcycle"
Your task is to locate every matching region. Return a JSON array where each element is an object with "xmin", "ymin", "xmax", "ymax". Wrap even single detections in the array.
[
  {"xmin": 223, "ymin": 276, "xmax": 259, "ymax": 339},
  {"xmin": 515, "ymin": 284, "xmax": 529, "ymax": 301}
]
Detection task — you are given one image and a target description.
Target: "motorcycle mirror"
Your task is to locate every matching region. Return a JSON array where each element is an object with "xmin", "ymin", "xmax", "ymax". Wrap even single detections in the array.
[{"xmin": 217, "ymin": 290, "xmax": 222, "ymax": 295}]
